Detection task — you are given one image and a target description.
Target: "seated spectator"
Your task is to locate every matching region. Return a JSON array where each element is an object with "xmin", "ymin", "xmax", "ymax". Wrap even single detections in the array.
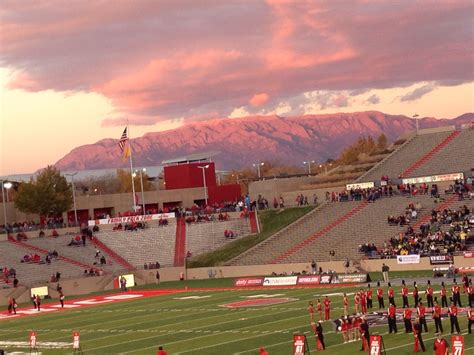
[
  {"xmin": 51, "ymin": 229, "xmax": 59, "ymax": 237},
  {"xmin": 224, "ymin": 229, "xmax": 235, "ymax": 239},
  {"xmin": 38, "ymin": 230, "xmax": 45, "ymax": 238}
]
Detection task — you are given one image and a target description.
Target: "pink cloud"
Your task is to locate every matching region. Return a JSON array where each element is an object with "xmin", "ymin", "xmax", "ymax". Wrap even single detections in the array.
[
  {"xmin": 249, "ymin": 93, "xmax": 270, "ymax": 107},
  {"xmin": 0, "ymin": 0, "xmax": 472, "ymax": 125}
]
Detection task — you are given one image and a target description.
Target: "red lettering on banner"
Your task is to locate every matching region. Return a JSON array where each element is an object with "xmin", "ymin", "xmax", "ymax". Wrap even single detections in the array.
[
  {"xmin": 451, "ymin": 335, "xmax": 464, "ymax": 355},
  {"xmin": 297, "ymin": 275, "xmax": 320, "ymax": 285},
  {"xmin": 234, "ymin": 278, "xmax": 264, "ymax": 287},
  {"xmin": 293, "ymin": 334, "xmax": 307, "ymax": 355},
  {"xmin": 369, "ymin": 335, "xmax": 382, "ymax": 355}
]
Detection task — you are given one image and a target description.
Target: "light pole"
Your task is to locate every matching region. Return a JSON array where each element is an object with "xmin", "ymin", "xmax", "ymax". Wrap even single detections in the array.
[
  {"xmin": 303, "ymin": 160, "xmax": 315, "ymax": 174},
  {"xmin": 133, "ymin": 168, "xmax": 147, "ymax": 215},
  {"xmin": 412, "ymin": 114, "xmax": 419, "ymax": 134},
  {"xmin": 1, "ymin": 180, "xmax": 8, "ymax": 230},
  {"xmin": 197, "ymin": 165, "xmax": 210, "ymax": 206},
  {"xmin": 3, "ymin": 182, "xmax": 12, "ymax": 203},
  {"xmin": 253, "ymin": 162, "xmax": 264, "ymax": 180},
  {"xmin": 66, "ymin": 173, "xmax": 78, "ymax": 226}
]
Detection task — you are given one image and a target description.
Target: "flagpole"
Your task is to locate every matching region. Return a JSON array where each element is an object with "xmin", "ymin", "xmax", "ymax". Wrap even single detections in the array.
[{"xmin": 127, "ymin": 123, "xmax": 137, "ymax": 213}]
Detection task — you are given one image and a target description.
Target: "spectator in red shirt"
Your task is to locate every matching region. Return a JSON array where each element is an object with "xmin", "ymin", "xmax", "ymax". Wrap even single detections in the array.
[
  {"xmin": 157, "ymin": 346, "xmax": 167, "ymax": 355},
  {"xmin": 433, "ymin": 333, "xmax": 449, "ymax": 355}
]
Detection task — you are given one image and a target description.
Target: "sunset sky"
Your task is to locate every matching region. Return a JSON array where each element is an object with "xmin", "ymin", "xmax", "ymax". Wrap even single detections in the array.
[{"xmin": 1, "ymin": 0, "xmax": 473, "ymax": 175}]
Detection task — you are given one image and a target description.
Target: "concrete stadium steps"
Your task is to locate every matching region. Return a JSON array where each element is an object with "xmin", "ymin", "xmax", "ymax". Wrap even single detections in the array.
[
  {"xmin": 23, "ymin": 235, "xmax": 125, "ymax": 274},
  {"xmin": 94, "ymin": 226, "xmax": 176, "ymax": 267},
  {"xmin": 186, "ymin": 218, "xmax": 252, "ymax": 257},
  {"xmin": 91, "ymin": 237, "xmax": 135, "ymax": 271},
  {"xmin": 411, "ymin": 194, "xmax": 459, "ymax": 229},
  {"xmin": 400, "ymin": 130, "xmax": 460, "ymax": 178},
  {"xmin": 281, "ymin": 195, "xmax": 443, "ymax": 263},
  {"xmin": 359, "ymin": 130, "xmax": 453, "ymax": 182},
  {"xmin": 228, "ymin": 201, "xmax": 363, "ymax": 265},
  {"xmin": 404, "ymin": 129, "xmax": 474, "ymax": 178},
  {"xmin": 0, "ymin": 241, "xmax": 86, "ymax": 285}
]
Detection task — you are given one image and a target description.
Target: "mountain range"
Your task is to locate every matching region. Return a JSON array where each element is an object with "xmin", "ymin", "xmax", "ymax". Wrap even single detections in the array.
[{"xmin": 55, "ymin": 111, "xmax": 473, "ymax": 171}]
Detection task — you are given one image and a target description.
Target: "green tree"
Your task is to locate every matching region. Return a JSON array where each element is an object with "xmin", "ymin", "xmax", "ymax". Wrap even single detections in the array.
[
  {"xmin": 117, "ymin": 169, "xmax": 155, "ymax": 193},
  {"xmin": 15, "ymin": 166, "xmax": 73, "ymax": 217}
]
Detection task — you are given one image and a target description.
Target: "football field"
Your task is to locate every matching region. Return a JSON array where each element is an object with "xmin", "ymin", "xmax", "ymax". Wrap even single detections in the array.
[{"xmin": 0, "ymin": 282, "xmax": 472, "ymax": 354}]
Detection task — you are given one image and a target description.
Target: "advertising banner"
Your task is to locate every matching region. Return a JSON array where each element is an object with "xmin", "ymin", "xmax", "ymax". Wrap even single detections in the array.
[
  {"xmin": 396, "ymin": 254, "xmax": 420, "ymax": 264},
  {"xmin": 339, "ymin": 274, "xmax": 368, "ymax": 283},
  {"xmin": 346, "ymin": 182, "xmax": 375, "ymax": 190},
  {"xmin": 464, "ymin": 252, "xmax": 474, "ymax": 258},
  {"xmin": 263, "ymin": 276, "xmax": 298, "ymax": 286},
  {"xmin": 297, "ymin": 275, "xmax": 320, "ymax": 285},
  {"xmin": 88, "ymin": 212, "xmax": 175, "ymax": 226},
  {"xmin": 319, "ymin": 274, "xmax": 333, "ymax": 284},
  {"xmin": 402, "ymin": 172, "xmax": 463, "ymax": 185},
  {"xmin": 234, "ymin": 278, "xmax": 264, "ymax": 287},
  {"xmin": 429, "ymin": 255, "xmax": 454, "ymax": 265}
]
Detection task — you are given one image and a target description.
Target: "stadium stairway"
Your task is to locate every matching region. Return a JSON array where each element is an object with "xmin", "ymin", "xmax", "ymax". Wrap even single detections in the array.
[
  {"xmin": 404, "ymin": 128, "xmax": 474, "ymax": 178},
  {"xmin": 2, "ymin": 239, "xmax": 87, "ymax": 285},
  {"xmin": 399, "ymin": 130, "xmax": 460, "ymax": 178},
  {"xmin": 186, "ymin": 217, "xmax": 252, "ymax": 257},
  {"xmin": 93, "ymin": 226, "xmax": 177, "ymax": 267},
  {"xmin": 270, "ymin": 201, "xmax": 369, "ymax": 264},
  {"xmin": 357, "ymin": 130, "xmax": 453, "ymax": 182},
  {"xmin": 92, "ymin": 237, "xmax": 135, "ymax": 271},
  {"xmin": 174, "ymin": 217, "xmax": 186, "ymax": 267},
  {"xmin": 411, "ymin": 194, "xmax": 459, "ymax": 230},
  {"xmin": 8, "ymin": 236, "xmax": 94, "ymax": 271},
  {"xmin": 228, "ymin": 201, "xmax": 365, "ymax": 265}
]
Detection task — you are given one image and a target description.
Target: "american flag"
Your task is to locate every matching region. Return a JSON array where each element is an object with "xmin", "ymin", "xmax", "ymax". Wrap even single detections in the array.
[{"xmin": 118, "ymin": 127, "xmax": 128, "ymax": 152}]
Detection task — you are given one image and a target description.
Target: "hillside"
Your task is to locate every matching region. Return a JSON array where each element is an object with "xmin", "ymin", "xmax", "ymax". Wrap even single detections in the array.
[{"xmin": 55, "ymin": 111, "xmax": 473, "ymax": 171}]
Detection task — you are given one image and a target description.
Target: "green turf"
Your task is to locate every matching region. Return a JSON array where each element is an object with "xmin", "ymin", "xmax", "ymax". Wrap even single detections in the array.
[
  {"xmin": 187, "ymin": 206, "xmax": 315, "ymax": 268},
  {"xmin": 0, "ymin": 283, "xmax": 472, "ymax": 354}
]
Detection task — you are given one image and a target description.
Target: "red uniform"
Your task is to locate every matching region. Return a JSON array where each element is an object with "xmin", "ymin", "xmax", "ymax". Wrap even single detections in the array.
[
  {"xmin": 388, "ymin": 305, "xmax": 396, "ymax": 317},
  {"xmin": 417, "ymin": 305, "xmax": 426, "ymax": 318},
  {"xmin": 433, "ymin": 338, "xmax": 448, "ymax": 355},
  {"xmin": 324, "ymin": 298, "xmax": 331, "ymax": 320},
  {"xmin": 433, "ymin": 304, "xmax": 441, "ymax": 318},
  {"xmin": 441, "ymin": 287, "xmax": 447, "ymax": 297},
  {"xmin": 402, "ymin": 287, "xmax": 408, "ymax": 297},
  {"xmin": 404, "ymin": 308, "xmax": 412, "ymax": 319},
  {"xmin": 308, "ymin": 304, "xmax": 314, "ymax": 320},
  {"xmin": 388, "ymin": 287, "xmax": 394, "ymax": 298},
  {"xmin": 343, "ymin": 296, "xmax": 348, "ymax": 306},
  {"xmin": 367, "ymin": 289, "xmax": 373, "ymax": 300},
  {"xmin": 377, "ymin": 288, "xmax": 383, "ymax": 298},
  {"xmin": 157, "ymin": 350, "xmax": 167, "ymax": 355},
  {"xmin": 360, "ymin": 292, "xmax": 367, "ymax": 314}
]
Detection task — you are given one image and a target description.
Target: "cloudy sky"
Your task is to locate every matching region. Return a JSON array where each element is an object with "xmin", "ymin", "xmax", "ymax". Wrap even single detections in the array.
[{"xmin": 1, "ymin": 0, "xmax": 473, "ymax": 175}]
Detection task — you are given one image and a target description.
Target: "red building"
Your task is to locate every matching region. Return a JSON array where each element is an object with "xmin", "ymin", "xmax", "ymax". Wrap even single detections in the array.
[{"xmin": 162, "ymin": 153, "xmax": 241, "ymax": 206}]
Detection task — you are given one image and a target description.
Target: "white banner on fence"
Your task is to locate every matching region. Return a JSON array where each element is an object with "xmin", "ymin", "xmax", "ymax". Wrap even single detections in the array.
[
  {"xmin": 346, "ymin": 182, "xmax": 375, "ymax": 190},
  {"xmin": 263, "ymin": 276, "xmax": 298, "ymax": 286},
  {"xmin": 88, "ymin": 213, "xmax": 175, "ymax": 226},
  {"xmin": 396, "ymin": 254, "xmax": 420, "ymax": 264},
  {"xmin": 402, "ymin": 173, "xmax": 464, "ymax": 185}
]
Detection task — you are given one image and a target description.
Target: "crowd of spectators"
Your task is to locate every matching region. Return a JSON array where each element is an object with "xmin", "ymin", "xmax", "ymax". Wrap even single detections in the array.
[
  {"xmin": 362, "ymin": 204, "xmax": 473, "ymax": 259},
  {"xmin": 144, "ymin": 261, "xmax": 161, "ymax": 270}
]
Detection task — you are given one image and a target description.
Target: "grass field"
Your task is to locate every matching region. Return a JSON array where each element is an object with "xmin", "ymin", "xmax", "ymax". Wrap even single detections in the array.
[{"xmin": 1, "ymin": 280, "xmax": 472, "ymax": 354}]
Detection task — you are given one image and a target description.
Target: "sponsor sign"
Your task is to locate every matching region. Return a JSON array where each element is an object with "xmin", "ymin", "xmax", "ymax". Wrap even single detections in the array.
[
  {"xmin": 293, "ymin": 334, "xmax": 309, "ymax": 355},
  {"xmin": 319, "ymin": 275, "xmax": 333, "ymax": 284},
  {"xmin": 396, "ymin": 254, "xmax": 420, "ymax": 264},
  {"xmin": 451, "ymin": 335, "xmax": 464, "ymax": 355},
  {"xmin": 429, "ymin": 255, "xmax": 454, "ymax": 265},
  {"xmin": 263, "ymin": 276, "xmax": 298, "ymax": 286},
  {"xmin": 402, "ymin": 172, "xmax": 464, "ymax": 185},
  {"xmin": 30, "ymin": 286, "xmax": 48, "ymax": 298},
  {"xmin": 118, "ymin": 274, "xmax": 135, "ymax": 288},
  {"xmin": 369, "ymin": 335, "xmax": 382, "ymax": 355},
  {"xmin": 234, "ymin": 277, "xmax": 264, "ymax": 287},
  {"xmin": 72, "ymin": 331, "xmax": 80, "ymax": 350},
  {"xmin": 297, "ymin": 275, "xmax": 320, "ymax": 285},
  {"xmin": 464, "ymin": 252, "xmax": 474, "ymax": 258},
  {"xmin": 339, "ymin": 274, "xmax": 367, "ymax": 283},
  {"xmin": 346, "ymin": 182, "xmax": 374, "ymax": 190},
  {"xmin": 88, "ymin": 212, "xmax": 175, "ymax": 226}
]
